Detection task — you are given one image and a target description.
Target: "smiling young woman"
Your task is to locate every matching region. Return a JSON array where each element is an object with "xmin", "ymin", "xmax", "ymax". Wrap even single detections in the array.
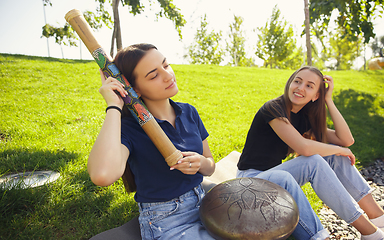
[
  {"xmin": 237, "ymin": 66, "xmax": 384, "ymax": 240},
  {"xmin": 288, "ymin": 69, "xmax": 321, "ymax": 113}
]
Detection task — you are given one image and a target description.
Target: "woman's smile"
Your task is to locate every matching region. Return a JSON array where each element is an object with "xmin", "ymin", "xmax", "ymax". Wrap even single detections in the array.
[
  {"xmin": 293, "ymin": 91, "xmax": 304, "ymax": 98},
  {"xmin": 166, "ymin": 81, "xmax": 176, "ymax": 89}
]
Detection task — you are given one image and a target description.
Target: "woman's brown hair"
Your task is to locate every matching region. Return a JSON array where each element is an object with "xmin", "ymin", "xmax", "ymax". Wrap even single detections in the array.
[
  {"xmin": 114, "ymin": 43, "xmax": 157, "ymax": 87},
  {"xmin": 265, "ymin": 66, "xmax": 328, "ymax": 154},
  {"xmin": 113, "ymin": 43, "xmax": 157, "ymax": 117}
]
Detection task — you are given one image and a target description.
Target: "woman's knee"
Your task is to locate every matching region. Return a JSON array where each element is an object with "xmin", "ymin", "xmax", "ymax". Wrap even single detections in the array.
[
  {"xmin": 258, "ymin": 170, "xmax": 297, "ymax": 186},
  {"xmin": 323, "ymin": 154, "xmax": 351, "ymax": 168},
  {"xmin": 300, "ymin": 154, "xmax": 329, "ymax": 169}
]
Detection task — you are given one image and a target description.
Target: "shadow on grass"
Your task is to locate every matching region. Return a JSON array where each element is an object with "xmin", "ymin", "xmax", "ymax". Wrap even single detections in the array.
[
  {"xmin": 332, "ymin": 89, "xmax": 384, "ymax": 166},
  {"xmin": 0, "ymin": 166, "xmax": 137, "ymax": 239},
  {"xmin": 361, "ymin": 70, "xmax": 384, "ymax": 76},
  {"xmin": 0, "ymin": 148, "xmax": 78, "ymax": 175}
]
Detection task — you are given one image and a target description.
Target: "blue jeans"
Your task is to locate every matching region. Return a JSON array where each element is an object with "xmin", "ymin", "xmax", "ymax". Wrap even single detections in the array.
[
  {"xmin": 138, "ymin": 184, "xmax": 215, "ymax": 240},
  {"xmin": 237, "ymin": 169, "xmax": 330, "ymax": 240},
  {"xmin": 271, "ymin": 154, "xmax": 370, "ymax": 222},
  {"xmin": 238, "ymin": 154, "xmax": 372, "ymax": 240}
]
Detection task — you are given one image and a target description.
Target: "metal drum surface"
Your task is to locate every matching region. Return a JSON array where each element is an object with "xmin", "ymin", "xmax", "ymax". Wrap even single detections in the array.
[{"xmin": 200, "ymin": 177, "xmax": 299, "ymax": 240}]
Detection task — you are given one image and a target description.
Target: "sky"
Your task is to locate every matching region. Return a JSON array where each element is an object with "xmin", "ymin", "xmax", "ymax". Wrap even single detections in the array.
[{"xmin": 0, "ymin": 0, "xmax": 383, "ymax": 67}]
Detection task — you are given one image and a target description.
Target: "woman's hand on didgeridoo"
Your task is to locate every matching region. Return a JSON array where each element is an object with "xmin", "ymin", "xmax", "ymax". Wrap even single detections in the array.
[{"xmin": 98, "ymin": 69, "xmax": 127, "ymax": 108}]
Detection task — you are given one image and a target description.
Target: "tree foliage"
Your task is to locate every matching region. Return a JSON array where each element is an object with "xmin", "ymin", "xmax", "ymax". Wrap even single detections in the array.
[
  {"xmin": 41, "ymin": 0, "xmax": 185, "ymax": 57},
  {"xmin": 42, "ymin": 0, "xmax": 51, "ymax": 6},
  {"xmin": 41, "ymin": 6, "xmax": 113, "ymax": 54},
  {"xmin": 187, "ymin": 15, "xmax": 224, "ymax": 65},
  {"xmin": 42, "ymin": 23, "xmax": 77, "ymax": 47},
  {"xmin": 326, "ymin": 27, "xmax": 363, "ymax": 70},
  {"xmin": 117, "ymin": 0, "xmax": 186, "ymax": 38},
  {"xmin": 154, "ymin": 0, "xmax": 186, "ymax": 38},
  {"xmin": 255, "ymin": 6, "xmax": 303, "ymax": 69},
  {"xmin": 226, "ymin": 15, "xmax": 253, "ymax": 67},
  {"xmin": 370, "ymin": 35, "xmax": 384, "ymax": 57},
  {"xmin": 309, "ymin": 0, "xmax": 384, "ymax": 43}
]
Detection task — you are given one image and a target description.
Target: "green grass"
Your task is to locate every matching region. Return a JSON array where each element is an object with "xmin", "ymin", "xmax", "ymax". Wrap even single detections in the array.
[{"xmin": 1, "ymin": 53, "xmax": 384, "ymax": 239}]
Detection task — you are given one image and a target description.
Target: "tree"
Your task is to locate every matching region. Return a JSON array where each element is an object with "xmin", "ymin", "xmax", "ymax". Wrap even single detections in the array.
[
  {"xmin": 108, "ymin": 0, "xmax": 186, "ymax": 57},
  {"xmin": 226, "ymin": 15, "xmax": 252, "ymax": 67},
  {"xmin": 327, "ymin": 27, "xmax": 363, "ymax": 70},
  {"xmin": 310, "ymin": 43, "xmax": 327, "ymax": 70},
  {"xmin": 42, "ymin": 0, "xmax": 186, "ymax": 57},
  {"xmin": 41, "ymin": 6, "xmax": 113, "ymax": 57},
  {"xmin": 111, "ymin": 0, "xmax": 122, "ymax": 57},
  {"xmin": 255, "ymin": 6, "xmax": 303, "ymax": 69},
  {"xmin": 309, "ymin": 0, "xmax": 384, "ymax": 44},
  {"xmin": 186, "ymin": 15, "xmax": 224, "ymax": 65},
  {"xmin": 370, "ymin": 35, "xmax": 384, "ymax": 57},
  {"xmin": 41, "ymin": 23, "xmax": 77, "ymax": 58},
  {"xmin": 304, "ymin": 0, "xmax": 312, "ymax": 66}
]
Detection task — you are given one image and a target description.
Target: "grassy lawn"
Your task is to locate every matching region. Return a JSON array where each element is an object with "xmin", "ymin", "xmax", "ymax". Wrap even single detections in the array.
[{"xmin": 1, "ymin": 53, "xmax": 383, "ymax": 239}]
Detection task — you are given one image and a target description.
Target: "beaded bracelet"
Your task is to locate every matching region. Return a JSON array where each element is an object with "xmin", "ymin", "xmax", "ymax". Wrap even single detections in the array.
[{"xmin": 106, "ymin": 106, "xmax": 122, "ymax": 114}]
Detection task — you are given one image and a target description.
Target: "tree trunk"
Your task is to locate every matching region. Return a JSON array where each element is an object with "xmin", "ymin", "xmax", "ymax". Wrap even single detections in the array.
[
  {"xmin": 363, "ymin": 44, "xmax": 366, "ymax": 70},
  {"xmin": 304, "ymin": 0, "xmax": 312, "ymax": 66},
  {"xmin": 111, "ymin": 0, "xmax": 122, "ymax": 57},
  {"xmin": 110, "ymin": 26, "xmax": 116, "ymax": 57}
]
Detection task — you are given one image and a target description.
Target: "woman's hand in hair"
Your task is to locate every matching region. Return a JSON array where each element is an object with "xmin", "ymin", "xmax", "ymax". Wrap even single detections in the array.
[
  {"xmin": 324, "ymin": 74, "xmax": 355, "ymax": 147},
  {"xmin": 323, "ymin": 75, "xmax": 334, "ymax": 103},
  {"xmin": 98, "ymin": 69, "xmax": 127, "ymax": 108}
]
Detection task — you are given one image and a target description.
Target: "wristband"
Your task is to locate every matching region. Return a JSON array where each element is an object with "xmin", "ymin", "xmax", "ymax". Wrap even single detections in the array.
[{"xmin": 106, "ymin": 106, "xmax": 122, "ymax": 114}]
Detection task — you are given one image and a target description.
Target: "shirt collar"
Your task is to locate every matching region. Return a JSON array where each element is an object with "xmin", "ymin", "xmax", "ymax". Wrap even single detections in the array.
[
  {"xmin": 154, "ymin": 99, "xmax": 182, "ymax": 123},
  {"xmin": 169, "ymin": 99, "xmax": 182, "ymax": 116}
]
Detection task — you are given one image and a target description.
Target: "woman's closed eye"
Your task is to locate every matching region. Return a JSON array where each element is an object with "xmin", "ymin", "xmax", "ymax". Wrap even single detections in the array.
[
  {"xmin": 147, "ymin": 63, "xmax": 170, "ymax": 80},
  {"xmin": 150, "ymin": 73, "xmax": 158, "ymax": 80}
]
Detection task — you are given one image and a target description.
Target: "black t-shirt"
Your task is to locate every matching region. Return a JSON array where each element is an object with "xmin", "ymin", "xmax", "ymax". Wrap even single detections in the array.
[{"xmin": 237, "ymin": 98, "xmax": 311, "ymax": 171}]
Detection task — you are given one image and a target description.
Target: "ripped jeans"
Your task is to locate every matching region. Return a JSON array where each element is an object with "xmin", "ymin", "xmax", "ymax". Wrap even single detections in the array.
[{"xmin": 138, "ymin": 184, "xmax": 214, "ymax": 240}]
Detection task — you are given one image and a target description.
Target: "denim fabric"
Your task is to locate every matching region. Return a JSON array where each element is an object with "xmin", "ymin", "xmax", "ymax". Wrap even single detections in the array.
[
  {"xmin": 270, "ymin": 154, "xmax": 369, "ymax": 223},
  {"xmin": 237, "ymin": 169, "xmax": 330, "ymax": 240},
  {"xmin": 138, "ymin": 184, "xmax": 215, "ymax": 240},
  {"xmin": 323, "ymin": 154, "xmax": 373, "ymax": 203}
]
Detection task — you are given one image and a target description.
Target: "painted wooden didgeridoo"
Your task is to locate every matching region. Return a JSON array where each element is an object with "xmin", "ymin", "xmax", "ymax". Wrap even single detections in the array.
[{"xmin": 65, "ymin": 9, "xmax": 182, "ymax": 167}]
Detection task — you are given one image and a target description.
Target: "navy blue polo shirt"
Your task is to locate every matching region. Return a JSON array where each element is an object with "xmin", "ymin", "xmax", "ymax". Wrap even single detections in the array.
[{"xmin": 121, "ymin": 99, "xmax": 208, "ymax": 203}]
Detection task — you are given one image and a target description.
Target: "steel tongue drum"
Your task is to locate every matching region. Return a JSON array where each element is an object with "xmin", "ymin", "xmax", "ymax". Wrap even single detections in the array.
[{"xmin": 200, "ymin": 178, "xmax": 299, "ymax": 240}]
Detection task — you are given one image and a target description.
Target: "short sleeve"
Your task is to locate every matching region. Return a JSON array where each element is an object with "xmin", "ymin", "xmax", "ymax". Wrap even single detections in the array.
[
  {"xmin": 260, "ymin": 99, "xmax": 287, "ymax": 124},
  {"xmin": 190, "ymin": 105, "xmax": 209, "ymax": 141}
]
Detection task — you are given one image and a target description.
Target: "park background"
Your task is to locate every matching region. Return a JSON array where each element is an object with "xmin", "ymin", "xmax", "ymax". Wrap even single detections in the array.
[
  {"xmin": 1, "ymin": 0, "xmax": 384, "ymax": 239},
  {"xmin": 1, "ymin": 0, "xmax": 383, "ymax": 67}
]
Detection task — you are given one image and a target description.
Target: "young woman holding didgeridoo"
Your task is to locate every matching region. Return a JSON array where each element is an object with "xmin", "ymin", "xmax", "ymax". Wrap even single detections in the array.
[
  {"xmin": 237, "ymin": 66, "xmax": 384, "ymax": 240},
  {"xmin": 87, "ymin": 44, "xmax": 330, "ymax": 240},
  {"xmin": 87, "ymin": 43, "xmax": 216, "ymax": 239}
]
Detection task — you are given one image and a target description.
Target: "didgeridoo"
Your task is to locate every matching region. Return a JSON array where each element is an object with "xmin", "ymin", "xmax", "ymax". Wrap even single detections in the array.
[{"xmin": 65, "ymin": 9, "xmax": 182, "ymax": 167}]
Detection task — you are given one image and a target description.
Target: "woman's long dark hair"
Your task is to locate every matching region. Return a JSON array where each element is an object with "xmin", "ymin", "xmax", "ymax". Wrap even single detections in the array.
[
  {"xmin": 265, "ymin": 66, "xmax": 328, "ymax": 154},
  {"xmin": 113, "ymin": 43, "xmax": 157, "ymax": 117}
]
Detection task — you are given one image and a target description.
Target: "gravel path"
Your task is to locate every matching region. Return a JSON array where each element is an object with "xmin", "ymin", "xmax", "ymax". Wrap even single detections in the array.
[{"xmin": 318, "ymin": 158, "xmax": 384, "ymax": 239}]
